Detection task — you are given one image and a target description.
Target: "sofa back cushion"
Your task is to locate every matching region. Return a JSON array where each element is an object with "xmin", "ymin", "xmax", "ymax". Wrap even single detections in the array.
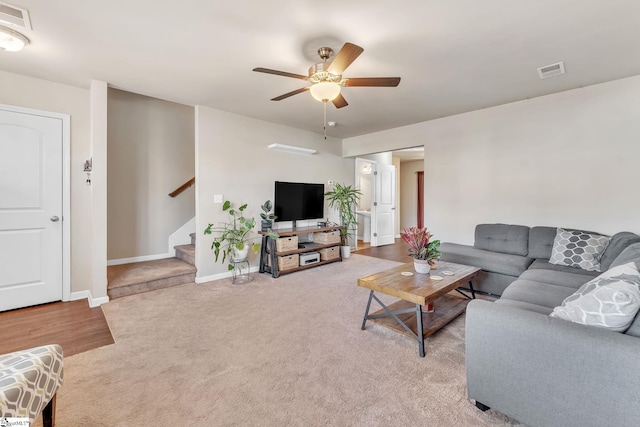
[
  {"xmin": 528, "ymin": 226, "xmax": 558, "ymax": 259},
  {"xmin": 619, "ymin": 244, "xmax": 640, "ymax": 337},
  {"xmin": 610, "ymin": 242, "xmax": 640, "ymax": 271},
  {"xmin": 600, "ymin": 232, "xmax": 640, "ymax": 271},
  {"xmin": 474, "ymin": 224, "xmax": 530, "ymax": 256}
]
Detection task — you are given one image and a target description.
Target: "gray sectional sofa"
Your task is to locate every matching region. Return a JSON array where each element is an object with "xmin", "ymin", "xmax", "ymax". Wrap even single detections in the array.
[{"xmin": 440, "ymin": 223, "xmax": 640, "ymax": 427}]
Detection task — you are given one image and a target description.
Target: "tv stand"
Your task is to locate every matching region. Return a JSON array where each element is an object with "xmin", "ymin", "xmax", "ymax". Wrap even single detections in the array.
[{"xmin": 259, "ymin": 225, "xmax": 343, "ymax": 278}]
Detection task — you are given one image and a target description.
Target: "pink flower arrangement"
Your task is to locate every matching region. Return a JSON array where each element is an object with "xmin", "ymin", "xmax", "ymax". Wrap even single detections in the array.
[{"xmin": 401, "ymin": 227, "xmax": 441, "ymax": 261}]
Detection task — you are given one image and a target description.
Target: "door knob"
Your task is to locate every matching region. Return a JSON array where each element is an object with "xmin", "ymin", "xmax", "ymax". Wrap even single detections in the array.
[{"xmin": 50, "ymin": 216, "xmax": 60, "ymax": 222}]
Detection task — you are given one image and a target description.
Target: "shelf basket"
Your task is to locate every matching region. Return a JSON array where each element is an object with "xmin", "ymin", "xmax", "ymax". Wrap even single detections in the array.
[
  {"xmin": 313, "ymin": 231, "xmax": 341, "ymax": 245},
  {"xmin": 277, "ymin": 254, "xmax": 299, "ymax": 271},
  {"xmin": 275, "ymin": 236, "xmax": 299, "ymax": 252},
  {"xmin": 319, "ymin": 247, "xmax": 340, "ymax": 261}
]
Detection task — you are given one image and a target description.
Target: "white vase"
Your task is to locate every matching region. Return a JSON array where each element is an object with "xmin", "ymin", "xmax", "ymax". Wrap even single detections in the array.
[
  {"xmin": 342, "ymin": 245, "xmax": 351, "ymax": 259},
  {"xmin": 413, "ymin": 259, "xmax": 431, "ymax": 274},
  {"xmin": 232, "ymin": 244, "xmax": 250, "ymax": 261}
]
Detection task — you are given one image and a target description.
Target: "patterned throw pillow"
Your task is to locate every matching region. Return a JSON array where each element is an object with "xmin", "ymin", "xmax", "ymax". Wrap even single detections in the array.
[
  {"xmin": 549, "ymin": 228, "xmax": 611, "ymax": 271},
  {"xmin": 550, "ymin": 262, "xmax": 640, "ymax": 332}
]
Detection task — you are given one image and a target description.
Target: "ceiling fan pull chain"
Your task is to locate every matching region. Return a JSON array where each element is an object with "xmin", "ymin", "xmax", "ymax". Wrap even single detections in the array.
[{"xmin": 323, "ymin": 101, "xmax": 327, "ymax": 140}]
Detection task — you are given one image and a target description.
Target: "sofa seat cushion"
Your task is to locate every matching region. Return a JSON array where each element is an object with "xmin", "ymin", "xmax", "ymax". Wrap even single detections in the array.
[
  {"xmin": 519, "ymin": 268, "xmax": 596, "ymax": 290},
  {"xmin": 500, "ymin": 279, "xmax": 578, "ymax": 310},
  {"xmin": 495, "ymin": 298, "xmax": 553, "ymax": 315},
  {"xmin": 474, "ymin": 223, "xmax": 530, "ymax": 256},
  {"xmin": 440, "ymin": 242, "xmax": 533, "ymax": 277},
  {"xmin": 527, "ymin": 259, "xmax": 599, "ymax": 277}
]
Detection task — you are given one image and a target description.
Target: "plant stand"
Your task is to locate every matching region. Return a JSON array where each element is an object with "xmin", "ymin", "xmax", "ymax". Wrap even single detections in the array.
[{"xmin": 230, "ymin": 257, "xmax": 251, "ymax": 284}]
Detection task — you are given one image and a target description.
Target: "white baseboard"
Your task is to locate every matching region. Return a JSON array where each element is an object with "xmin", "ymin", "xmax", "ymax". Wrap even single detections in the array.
[
  {"xmin": 70, "ymin": 290, "xmax": 110, "ymax": 307},
  {"xmin": 107, "ymin": 252, "xmax": 172, "ymax": 266},
  {"xmin": 195, "ymin": 266, "xmax": 260, "ymax": 284}
]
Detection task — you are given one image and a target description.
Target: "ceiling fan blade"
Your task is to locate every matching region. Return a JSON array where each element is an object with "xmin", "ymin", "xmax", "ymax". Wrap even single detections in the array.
[
  {"xmin": 253, "ymin": 67, "xmax": 308, "ymax": 80},
  {"xmin": 343, "ymin": 77, "xmax": 401, "ymax": 87},
  {"xmin": 327, "ymin": 42, "xmax": 364, "ymax": 74},
  {"xmin": 271, "ymin": 87, "xmax": 310, "ymax": 101},
  {"xmin": 332, "ymin": 93, "xmax": 348, "ymax": 109}
]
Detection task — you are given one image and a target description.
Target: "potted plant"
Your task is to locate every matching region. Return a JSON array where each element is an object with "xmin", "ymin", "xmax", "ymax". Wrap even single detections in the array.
[
  {"xmin": 204, "ymin": 200, "xmax": 261, "ymax": 271},
  {"xmin": 325, "ymin": 183, "xmax": 362, "ymax": 258},
  {"xmin": 260, "ymin": 200, "xmax": 277, "ymax": 231},
  {"xmin": 401, "ymin": 227, "xmax": 441, "ymax": 274}
]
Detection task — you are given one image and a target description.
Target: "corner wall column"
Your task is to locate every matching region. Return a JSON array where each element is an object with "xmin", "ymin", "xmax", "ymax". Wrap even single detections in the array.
[{"xmin": 90, "ymin": 80, "xmax": 109, "ymax": 303}]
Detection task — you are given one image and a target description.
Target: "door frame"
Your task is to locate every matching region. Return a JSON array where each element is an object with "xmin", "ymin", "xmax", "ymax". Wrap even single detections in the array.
[
  {"xmin": 1, "ymin": 103, "xmax": 71, "ymax": 302},
  {"xmin": 354, "ymin": 157, "xmax": 377, "ymax": 251}
]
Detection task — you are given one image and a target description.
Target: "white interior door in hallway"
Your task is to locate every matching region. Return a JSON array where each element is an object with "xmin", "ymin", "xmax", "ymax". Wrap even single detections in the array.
[
  {"xmin": 371, "ymin": 163, "xmax": 396, "ymax": 247},
  {"xmin": 0, "ymin": 106, "xmax": 67, "ymax": 311}
]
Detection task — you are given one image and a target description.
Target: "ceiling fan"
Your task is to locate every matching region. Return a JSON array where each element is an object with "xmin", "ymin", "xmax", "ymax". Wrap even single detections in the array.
[{"xmin": 253, "ymin": 42, "xmax": 401, "ymax": 109}]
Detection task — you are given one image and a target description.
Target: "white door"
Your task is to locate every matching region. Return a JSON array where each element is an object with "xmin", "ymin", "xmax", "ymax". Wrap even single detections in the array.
[
  {"xmin": 371, "ymin": 164, "xmax": 396, "ymax": 247},
  {"xmin": 0, "ymin": 108, "xmax": 64, "ymax": 311}
]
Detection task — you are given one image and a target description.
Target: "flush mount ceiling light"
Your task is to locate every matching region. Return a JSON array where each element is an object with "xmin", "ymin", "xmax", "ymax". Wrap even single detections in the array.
[{"xmin": 0, "ymin": 25, "xmax": 29, "ymax": 51}]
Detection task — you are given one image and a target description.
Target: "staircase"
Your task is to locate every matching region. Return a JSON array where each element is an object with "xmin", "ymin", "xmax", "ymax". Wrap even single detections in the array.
[{"xmin": 107, "ymin": 233, "xmax": 197, "ymax": 299}]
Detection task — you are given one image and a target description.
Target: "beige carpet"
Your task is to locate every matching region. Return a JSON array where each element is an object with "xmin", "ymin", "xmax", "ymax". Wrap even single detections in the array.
[{"xmin": 55, "ymin": 255, "xmax": 520, "ymax": 426}]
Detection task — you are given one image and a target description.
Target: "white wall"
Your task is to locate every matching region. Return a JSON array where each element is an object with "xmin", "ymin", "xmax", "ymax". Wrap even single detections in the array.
[
  {"xmin": 344, "ymin": 75, "xmax": 640, "ymax": 244},
  {"xmin": 107, "ymin": 89, "xmax": 195, "ymax": 260},
  {"xmin": 399, "ymin": 160, "xmax": 423, "ymax": 230},
  {"xmin": 195, "ymin": 106, "xmax": 354, "ymax": 281},
  {"xmin": 0, "ymin": 70, "xmax": 93, "ymax": 295}
]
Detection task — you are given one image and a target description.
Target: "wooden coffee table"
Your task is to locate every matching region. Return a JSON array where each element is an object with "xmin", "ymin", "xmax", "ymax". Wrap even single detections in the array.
[{"xmin": 358, "ymin": 261, "xmax": 481, "ymax": 357}]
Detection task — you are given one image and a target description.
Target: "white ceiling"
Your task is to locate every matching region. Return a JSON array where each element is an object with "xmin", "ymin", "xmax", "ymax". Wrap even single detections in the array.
[{"xmin": 3, "ymin": 1, "xmax": 640, "ymax": 139}]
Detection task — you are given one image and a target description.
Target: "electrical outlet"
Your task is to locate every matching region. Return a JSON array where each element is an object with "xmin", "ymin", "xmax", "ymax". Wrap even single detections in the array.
[
  {"xmin": 328, "ymin": 180, "xmax": 334, "ymax": 186},
  {"xmin": 213, "ymin": 194, "xmax": 223, "ymax": 204}
]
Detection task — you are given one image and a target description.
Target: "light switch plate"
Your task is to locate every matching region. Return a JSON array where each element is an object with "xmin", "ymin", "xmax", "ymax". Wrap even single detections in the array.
[{"xmin": 213, "ymin": 194, "xmax": 223, "ymax": 203}]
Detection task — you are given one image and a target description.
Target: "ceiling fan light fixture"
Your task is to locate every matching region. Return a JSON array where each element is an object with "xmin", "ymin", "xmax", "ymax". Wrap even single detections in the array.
[
  {"xmin": 0, "ymin": 25, "xmax": 29, "ymax": 52},
  {"xmin": 310, "ymin": 81, "xmax": 341, "ymax": 102}
]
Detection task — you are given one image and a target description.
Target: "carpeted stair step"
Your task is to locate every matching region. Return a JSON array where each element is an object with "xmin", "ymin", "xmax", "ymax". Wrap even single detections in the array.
[
  {"xmin": 175, "ymin": 244, "xmax": 195, "ymax": 265},
  {"xmin": 107, "ymin": 258, "xmax": 196, "ymax": 299}
]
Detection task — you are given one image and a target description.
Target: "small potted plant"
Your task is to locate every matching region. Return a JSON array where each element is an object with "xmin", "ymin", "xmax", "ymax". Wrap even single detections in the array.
[
  {"xmin": 401, "ymin": 227, "xmax": 441, "ymax": 274},
  {"xmin": 204, "ymin": 200, "xmax": 261, "ymax": 271},
  {"xmin": 325, "ymin": 183, "xmax": 362, "ymax": 258},
  {"xmin": 260, "ymin": 200, "xmax": 277, "ymax": 231}
]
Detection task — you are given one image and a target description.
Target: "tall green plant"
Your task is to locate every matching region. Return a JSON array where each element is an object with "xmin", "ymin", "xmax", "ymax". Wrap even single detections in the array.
[{"xmin": 325, "ymin": 183, "xmax": 362, "ymax": 246}]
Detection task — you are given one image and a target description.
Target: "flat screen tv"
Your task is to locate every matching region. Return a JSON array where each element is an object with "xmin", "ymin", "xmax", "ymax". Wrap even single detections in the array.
[{"xmin": 274, "ymin": 181, "xmax": 325, "ymax": 227}]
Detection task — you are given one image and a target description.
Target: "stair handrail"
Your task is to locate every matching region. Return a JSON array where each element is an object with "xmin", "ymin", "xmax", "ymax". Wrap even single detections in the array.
[{"xmin": 168, "ymin": 177, "xmax": 195, "ymax": 197}]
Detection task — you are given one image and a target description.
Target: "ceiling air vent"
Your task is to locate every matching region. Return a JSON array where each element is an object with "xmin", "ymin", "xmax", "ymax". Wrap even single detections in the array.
[
  {"xmin": 0, "ymin": 2, "xmax": 31, "ymax": 30},
  {"xmin": 537, "ymin": 62, "xmax": 565, "ymax": 79}
]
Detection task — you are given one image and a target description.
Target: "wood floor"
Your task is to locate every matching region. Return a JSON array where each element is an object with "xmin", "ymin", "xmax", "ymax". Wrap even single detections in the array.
[
  {"xmin": 0, "ymin": 299, "xmax": 114, "ymax": 357},
  {"xmin": 355, "ymin": 238, "xmax": 413, "ymax": 263}
]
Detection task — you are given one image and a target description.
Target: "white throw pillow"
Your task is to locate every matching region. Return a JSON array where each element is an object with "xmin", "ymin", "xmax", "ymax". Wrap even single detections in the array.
[
  {"xmin": 549, "ymin": 228, "xmax": 611, "ymax": 272},
  {"xmin": 550, "ymin": 262, "xmax": 640, "ymax": 332}
]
